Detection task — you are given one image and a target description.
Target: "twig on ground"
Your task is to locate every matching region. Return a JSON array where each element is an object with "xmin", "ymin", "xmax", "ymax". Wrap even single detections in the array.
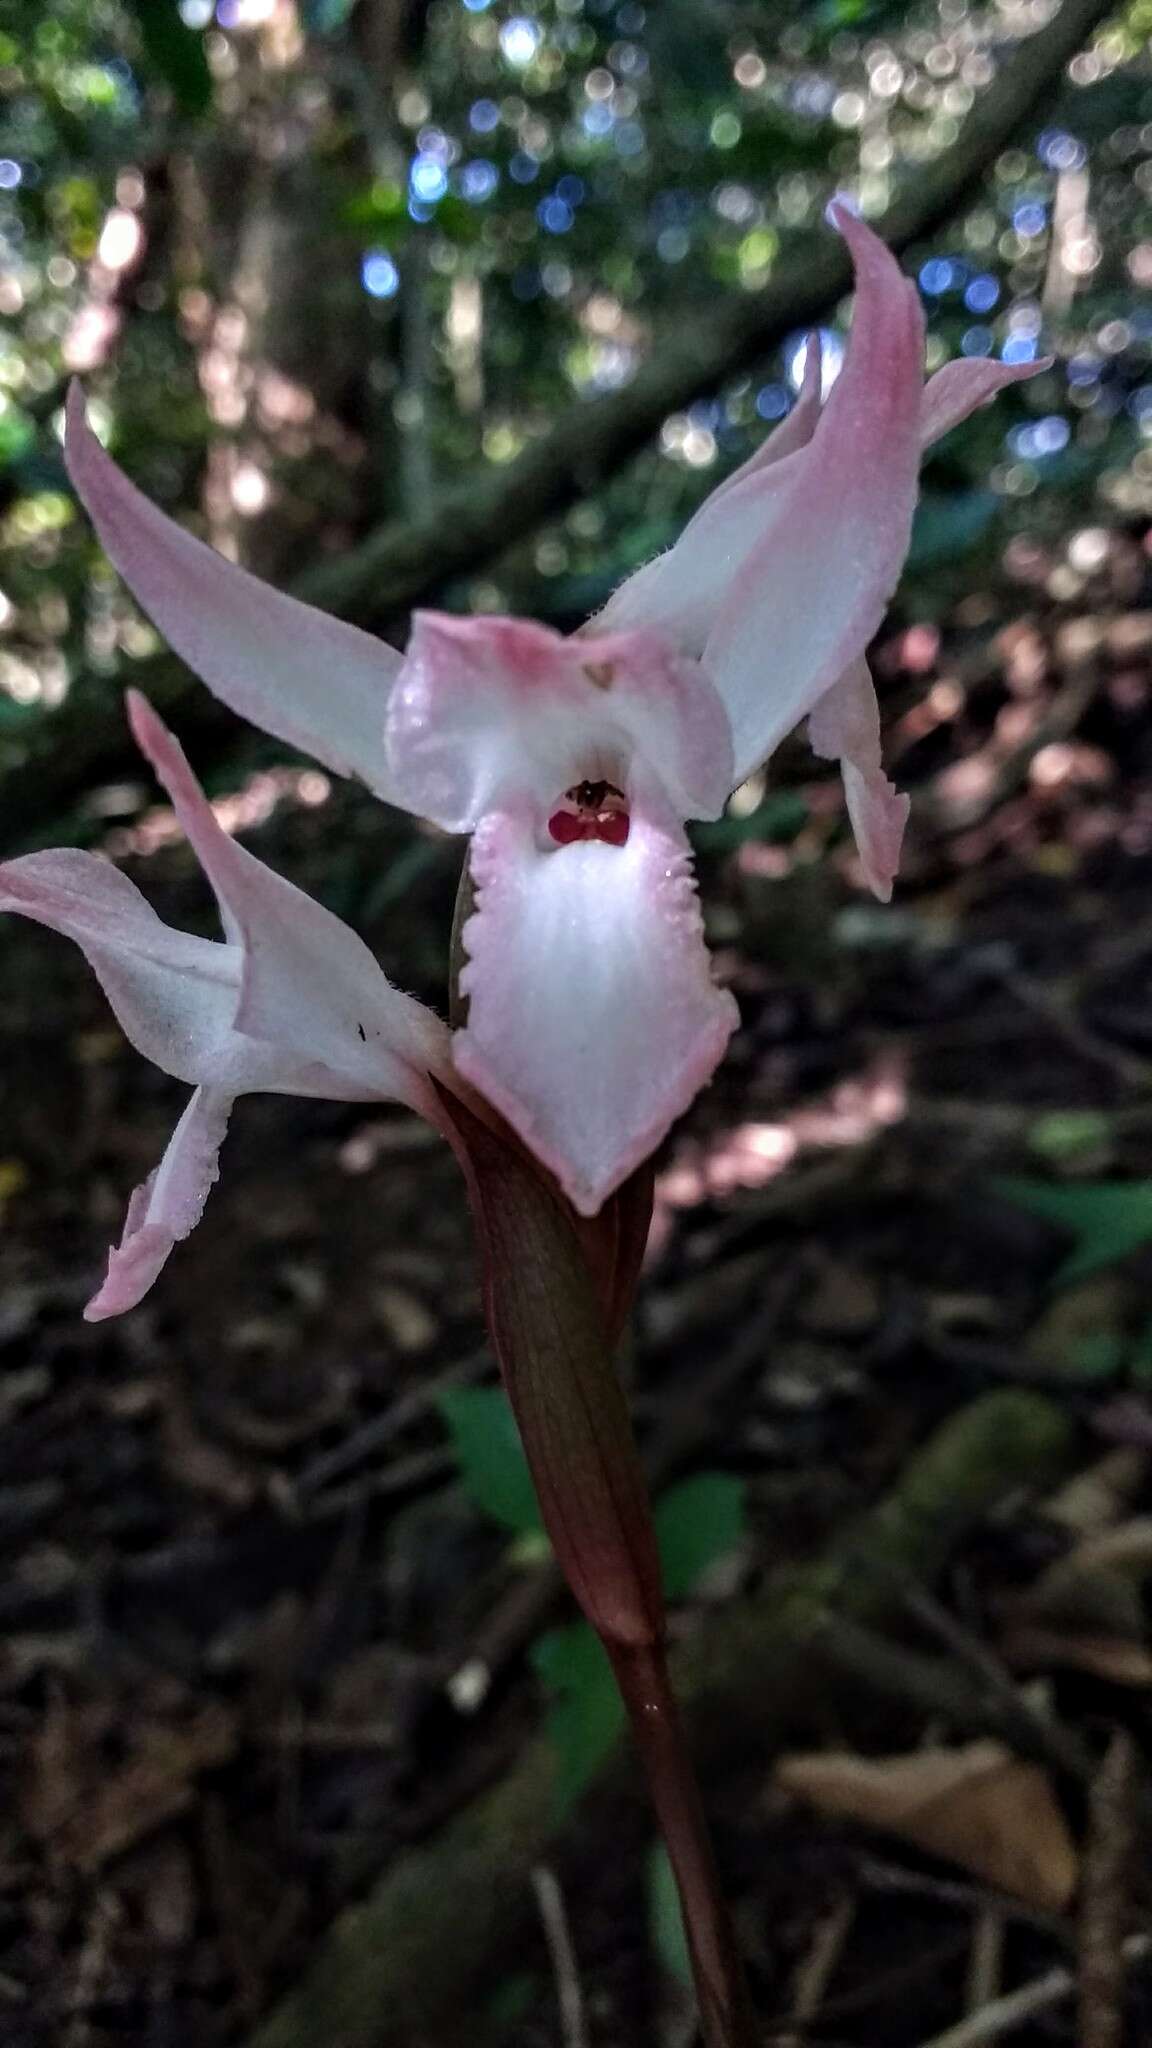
[
  {"xmin": 916, "ymin": 1934, "xmax": 1151, "ymax": 2048},
  {"xmin": 989, "ymin": 966, "xmax": 1152, "ymax": 1093},
  {"xmin": 783, "ymin": 1935, "xmax": 970, "ymax": 2035},
  {"xmin": 1080, "ymin": 912, "xmax": 1152, "ymax": 991},
  {"xmin": 965, "ymin": 1907, "xmax": 1005, "ymax": 2017},
  {"xmin": 295, "ymin": 1347, "xmax": 490, "ymax": 1499},
  {"xmin": 531, "ymin": 1865, "xmax": 589, "ymax": 2048},
  {"xmin": 852, "ymin": 1562, "xmax": 1091, "ymax": 1784},
  {"xmin": 65, "ymin": 1892, "xmax": 120, "ymax": 2048},
  {"xmin": 856, "ymin": 1858, "xmax": 1071, "ymax": 1945},
  {"xmin": 446, "ymin": 1565, "xmax": 562, "ymax": 1715},
  {"xmin": 306, "ymin": 1444, "xmax": 454, "ymax": 1517},
  {"xmin": 778, "ymin": 1893, "xmax": 855, "ymax": 2048},
  {"xmin": 1079, "ymin": 1727, "xmax": 1142, "ymax": 2048},
  {"xmin": 814, "ymin": 1614, "xmax": 1093, "ymax": 1785}
]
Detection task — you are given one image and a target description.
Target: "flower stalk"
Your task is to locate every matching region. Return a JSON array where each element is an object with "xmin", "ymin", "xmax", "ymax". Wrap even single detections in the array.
[
  {"xmin": 610, "ymin": 1639, "xmax": 758, "ymax": 2048},
  {"xmin": 440, "ymin": 1084, "xmax": 756, "ymax": 2043}
]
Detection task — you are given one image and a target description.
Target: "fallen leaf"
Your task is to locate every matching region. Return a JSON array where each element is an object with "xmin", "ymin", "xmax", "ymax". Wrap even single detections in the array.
[
  {"xmin": 1002, "ymin": 1514, "xmax": 1152, "ymax": 1654},
  {"xmin": 160, "ymin": 1391, "xmax": 259, "ymax": 1508},
  {"xmin": 776, "ymin": 1739, "xmax": 1077, "ymax": 1910},
  {"xmin": 1001, "ymin": 1626, "xmax": 1152, "ymax": 1687},
  {"xmin": 1042, "ymin": 1450, "xmax": 1150, "ymax": 1537},
  {"xmin": 23, "ymin": 1698, "xmax": 237, "ymax": 1874},
  {"xmin": 1042, "ymin": 1516, "xmax": 1152, "ymax": 1592}
]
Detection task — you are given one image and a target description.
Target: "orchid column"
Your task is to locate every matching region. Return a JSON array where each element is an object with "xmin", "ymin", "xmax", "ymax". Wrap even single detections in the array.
[{"xmin": 0, "ymin": 204, "xmax": 1044, "ymax": 2044}]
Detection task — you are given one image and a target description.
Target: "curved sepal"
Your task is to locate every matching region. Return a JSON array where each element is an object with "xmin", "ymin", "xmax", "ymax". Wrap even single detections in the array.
[{"xmin": 66, "ymin": 385, "xmax": 401, "ymax": 795}]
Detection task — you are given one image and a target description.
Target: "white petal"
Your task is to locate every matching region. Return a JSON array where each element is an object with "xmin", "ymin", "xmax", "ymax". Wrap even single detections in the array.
[
  {"xmin": 126, "ymin": 692, "xmax": 451, "ymax": 1111},
  {"xmin": 704, "ymin": 207, "xmax": 925, "ymax": 782},
  {"xmin": 2, "ymin": 702, "xmax": 457, "ymax": 1320},
  {"xmin": 85, "ymin": 1087, "xmax": 233, "ymax": 1320},
  {"xmin": 920, "ymin": 356, "xmax": 1052, "ymax": 447},
  {"xmin": 808, "ymin": 659, "xmax": 908, "ymax": 901},
  {"xmin": 66, "ymin": 385, "xmax": 401, "ymax": 796},
  {"xmin": 0, "ymin": 848, "xmax": 242, "ymax": 1085},
  {"xmin": 388, "ymin": 612, "xmax": 733, "ymax": 829},
  {"xmin": 596, "ymin": 338, "xmax": 826, "ymax": 650},
  {"xmin": 453, "ymin": 790, "xmax": 737, "ymax": 1214}
]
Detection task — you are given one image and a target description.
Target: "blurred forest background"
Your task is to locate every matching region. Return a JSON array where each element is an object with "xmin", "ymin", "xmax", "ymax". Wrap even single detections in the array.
[{"xmin": 5, "ymin": 0, "xmax": 1152, "ymax": 2043}]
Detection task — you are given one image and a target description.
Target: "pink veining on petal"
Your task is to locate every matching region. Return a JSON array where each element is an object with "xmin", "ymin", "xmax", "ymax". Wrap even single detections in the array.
[
  {"xmin": 126, "ymin": 691, "xmax": 451, "ymax": 1110},
  {"xmin": 595, "ymin": 332, "xmax": 825, "ymax": 648},
  {"xmin": 703, "ymin": 203, "xmax": 926, "ymax": 785},
  {"xmin": 388, "ymin": 610, "xmax": 733, "ymax": 831},
  {"xmin": 452, "ymin": 792, "xmax": 738, "ymax": 1214},
  {"xmin": 0, "ymin": 692, "xmax": 462, "ymax": 1317},
  {"xmin": 841, "ymin": 761, "xmax": 910, "ymax": 902},
  {"xmin": 602, "ymin": 343, "xmax": 1042, "ymax": 679},
  {"xmin": 0, "ymin": 846, "xmax": 241, "ymax": 1084},
  {"xmin": 792, "ymin": 346, "xmax": 1044, "ymax": 900},
  {"xmin": 701, "ymin": 326, "xmax": 825, "ymax": 501},
  {"xmin": 65, "ymin": 385, "xmax": 401, "ymax": 797},
  {"xmin": 85, "ymin": 1086, "xmax": 232, "ymax": 1320},
  {"xmin": 809, "ymin": 658, "xmax": 908, "ymax": 900},
  {"xmin": 920, "ymin": 355, "xmax": 1053, "ymax": 447}
]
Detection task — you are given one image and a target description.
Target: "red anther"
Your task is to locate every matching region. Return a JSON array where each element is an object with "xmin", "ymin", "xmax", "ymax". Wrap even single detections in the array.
[
  {"xmin": 548, "ymin": 808, "xmax": 587, "ymax": 845},
  {"xmin": 594, "ymin": 809, "xmax": 630, "ymax": 846},
  {"xmin": 548, "ymin": 774, "xmax": 631, "ymax": 848},
  {"xmin": 547, "ymin": 805, "xmax": 631, "ymax": 848}
]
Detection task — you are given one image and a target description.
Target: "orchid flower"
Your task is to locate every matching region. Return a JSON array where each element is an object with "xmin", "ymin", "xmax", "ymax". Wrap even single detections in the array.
[
  {"xmin": 0, "ymin": 692, "xmax": 457, "ymax": 1318},
  {"xmin": 1, "ymin": 206, "xmax": 1042, "ymax": 1312}
]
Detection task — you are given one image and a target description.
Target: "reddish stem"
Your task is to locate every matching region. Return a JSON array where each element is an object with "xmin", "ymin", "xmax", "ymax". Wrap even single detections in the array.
[
  {"xmin": 438, "ymin": 1080, "xmax": 753, "ymax": 2037},
  {"xmin": 609, "ymin": 1638, "xmax": 758, "ymax": 2048}
]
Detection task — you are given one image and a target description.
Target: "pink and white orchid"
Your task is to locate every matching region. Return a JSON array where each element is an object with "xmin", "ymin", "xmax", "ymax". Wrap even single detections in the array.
[
  {"xmin": 0, "ymin": 691, "xmax": 456, "ymax": 1318},
  {"xmin": 1, "ymin": 205, "xmax": 1043, "ymax": 1310}
]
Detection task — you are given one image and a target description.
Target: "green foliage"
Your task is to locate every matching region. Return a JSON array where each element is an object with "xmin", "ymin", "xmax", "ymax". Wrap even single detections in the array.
[
  {"xmin": 438, "ymin": 1385, "xmax": 542, "ymax": 1536},
  {"xmin": 0, "ymin": 400, "xmax": 35, "ymax": 469},
  {"xmin": 653, "ymin": 1472, "xmax": 746, "ymax": 1601},
  {"xmin": 343, "ymin": 182, "xmax": 407, "ymax": 234},
  {"xmin": 1026, "ymin": 1110, "xmax": 1115, "ymax": 1165},
  {"xmin": 123, "ymin": 0, "xmax": 210, "ymax": 116},
  {"xmin": 300, "ymin": 0, "xmax": 355, "ymax": 33},
  {"xmin": 534, "ymin": 1467, "xmax": 747, "ymax": 1813},
  {"xmin": 1061, "ymin": 1330, "xmax": 1127, "ymax": 1383},
  {"xmin": 647, "ymin": 1840, "xmax": 692, "ymax": 1985},
  {"xmin": 995, "ymin": 1178, "xmax": 1152, "ymax": 1286},
  {"xmin": 531, "ymin": 1622, "xmax": 623, "ymax": 1814},
  {"xmin": 693, "ymin": 791, "xmax": 810, "ymax": 855},
  {"xmin": 906, "ymin": 491, "xmax": 999, "ymax": 573},
  {"xmin": 483, "ymin": 1971, "xmax": 539, "ymax": 2026},
  {"xmin": 1127, "ymin": 1316, "xmax": 1152, "ymax": 1389},
  {"xmin": 440, "ymin": 1385, "xmax": 747, "ymax": 1810}
]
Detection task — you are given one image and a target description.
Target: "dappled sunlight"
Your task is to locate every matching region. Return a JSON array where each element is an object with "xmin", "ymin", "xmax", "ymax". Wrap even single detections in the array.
[
  {"xmin": 101, "ymin": 762, "xmax": 331, "ymax": 858},
  {"xmin": 654, "ymin": 1051, "xmax": 908, "ymax": 1224}
]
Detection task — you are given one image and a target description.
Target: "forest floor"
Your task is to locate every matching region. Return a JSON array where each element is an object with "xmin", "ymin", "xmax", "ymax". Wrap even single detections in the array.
[{"xmin": 3, "ymin": 527, "xmax": 1152, "ymax": 2047}]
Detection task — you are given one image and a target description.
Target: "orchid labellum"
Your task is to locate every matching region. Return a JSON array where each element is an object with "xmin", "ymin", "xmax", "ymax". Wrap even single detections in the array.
[{"xmin": 2, "ymin": 205, "xmax": 1041, "ymax": 1315}]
